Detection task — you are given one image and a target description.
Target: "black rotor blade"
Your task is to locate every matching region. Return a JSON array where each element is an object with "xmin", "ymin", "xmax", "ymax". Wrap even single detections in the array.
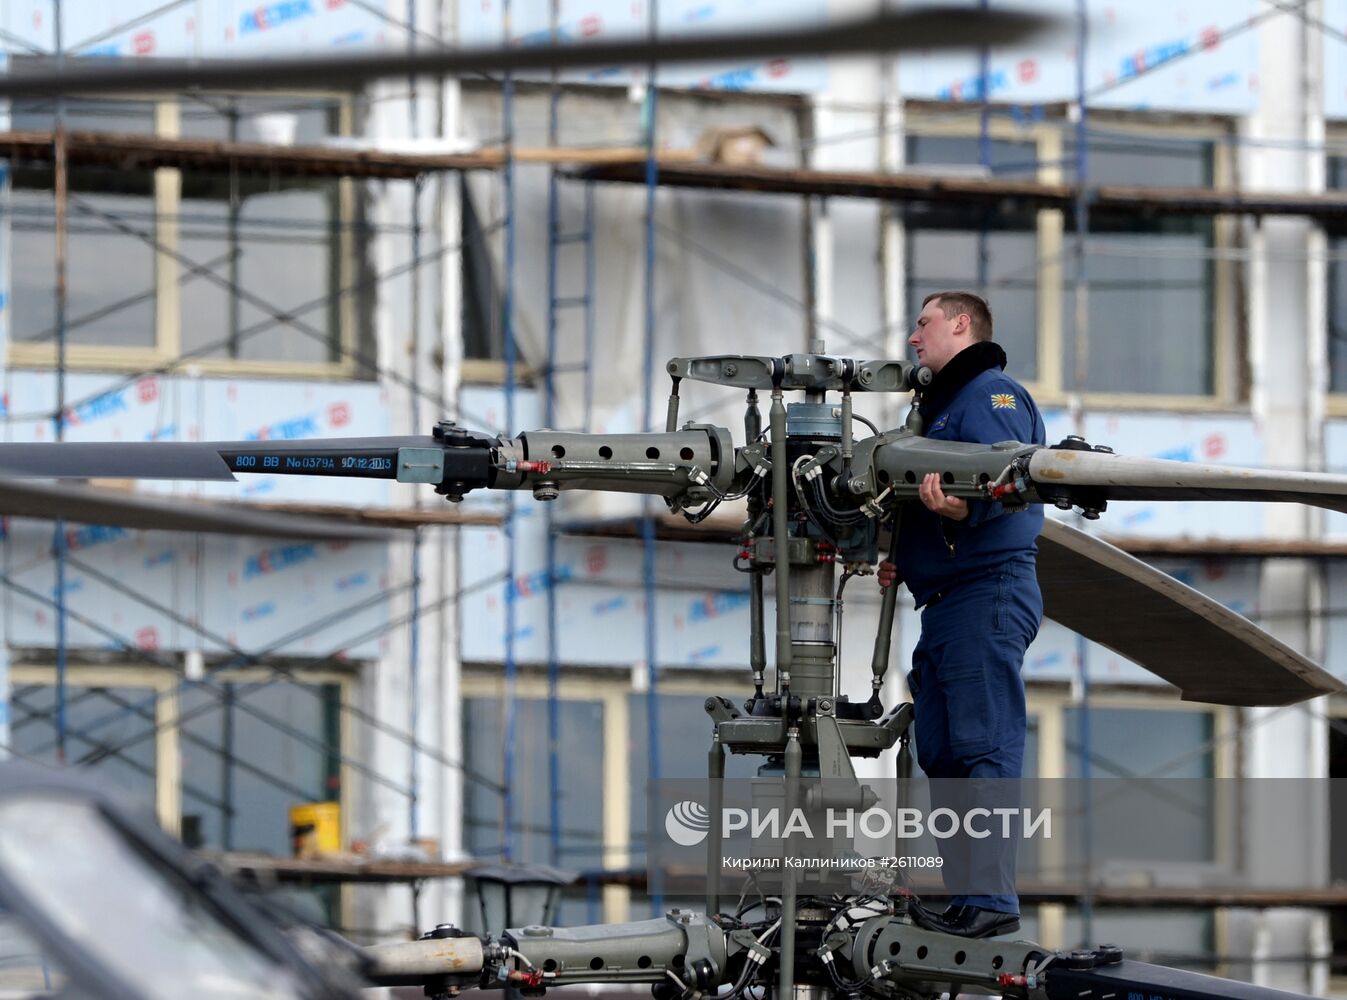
[
  {"xmin": 1030, "ymin": 450, "xmax": 1347, "ymax": 513},
  {"xmin": 0, "ymin": 479, "xmax": 396, "ymax": 540},
  {"xmin": 0, "ymin": 7, "xmax": 1056, "ymax": 98},
  {"xmin": 0, "ymin": 436, "xmax": 437, "ymax": 481},
  {"xmin": 1036, "ymin": 518, "xmax": 1343, "ymax": 707}
]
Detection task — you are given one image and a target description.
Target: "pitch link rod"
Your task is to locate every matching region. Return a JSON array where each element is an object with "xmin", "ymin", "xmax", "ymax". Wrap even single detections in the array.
[{"xmin": 769, "ymin": 385, "xmax": 792, "ymax": 691}]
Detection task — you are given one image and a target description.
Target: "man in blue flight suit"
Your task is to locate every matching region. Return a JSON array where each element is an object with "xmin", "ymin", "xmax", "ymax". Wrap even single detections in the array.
[{"xmin": 879, "ymin": 290, "xmax": 1045, "ymax": 939}]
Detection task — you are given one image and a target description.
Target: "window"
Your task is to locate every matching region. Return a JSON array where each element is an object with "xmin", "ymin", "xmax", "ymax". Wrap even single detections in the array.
[
  {"xmin": 1063, "ymin": 706, "xmax": 1215, "ymax": 869},
  {"xmin": 903, "ymin": 118, "xmax": 1232, "ymax": 403},
  {"xmin": 904, "ymin": 136, "xmax": 1041, "ymax": 383},
  {"xmin": 1063, "ymin": 134, "xmax": 1218, "ymax": 396},
  {"xmin": 178, "ymin": 676, "xmax": 343, "ymax": 856},
  {"xmin": 5, "ymin": 94, "xmax": 366, "ymax": 375},
  {"xmin": 462, "ymin": 174, "xmax": 506, "ymax": 364},
  {"xmin": 9, "ymin": 679, "xmax": 159, "ymax": 814},
  {"xmin": 9, "ymin": 100, "xmax": 157, "ymax": 352},
  {"xmin": 627, "ymin": 692, "xmax": 759, "ymax": 868},
  {"xmin": 462, "ymin": 695, "xmax": 606, "ymax": 868},
  {"xmin": 177, "ymin": 96, "xmax": 366, "ymax": 367}
]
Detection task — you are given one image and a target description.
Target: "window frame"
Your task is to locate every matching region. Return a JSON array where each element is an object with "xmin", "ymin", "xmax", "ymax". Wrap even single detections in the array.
[
  {"xmin": 461, "ymin": 665, "xmax": 752, "ymax": 923},
  {"xmin": 9, "ymin": 662, "xmax": 355, "ymax": 858},
  {"xmin": 5, "ymin": 93, "xmax": 363, "ymax": 379},
  {"xmin": 902, "ymin": 109, "xmax": 1242, "ymax": 411},
  {"xmin": 1026, "ymin": 684, "xmax": 1233, "ymax": 950}
]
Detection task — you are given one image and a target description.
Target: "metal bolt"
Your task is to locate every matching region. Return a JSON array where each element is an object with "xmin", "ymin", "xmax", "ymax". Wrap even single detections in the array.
[
  {"xmin": 533, "ymin": 483, "xmax": 560, "ymax": 502},
  {"xmin": 724, "ymin": 363, "xmax": 738, "ymax": 377}
]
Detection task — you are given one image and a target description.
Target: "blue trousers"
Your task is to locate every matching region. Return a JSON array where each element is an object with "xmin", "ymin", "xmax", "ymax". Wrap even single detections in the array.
[{"xmin": 907, "ymin": 558, "xmax": 1042, "ymax": 915}]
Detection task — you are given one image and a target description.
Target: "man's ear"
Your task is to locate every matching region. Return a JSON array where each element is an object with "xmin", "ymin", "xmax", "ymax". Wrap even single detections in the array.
[{"xmin": 955, "ymin": 313, "xmax": 972, "ymax": 336}]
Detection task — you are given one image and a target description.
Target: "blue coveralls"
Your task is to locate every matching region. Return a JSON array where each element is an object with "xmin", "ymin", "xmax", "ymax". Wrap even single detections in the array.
[{"xmin": 896, "ymin": 365, "xmax": 1045, "ymax": 916}]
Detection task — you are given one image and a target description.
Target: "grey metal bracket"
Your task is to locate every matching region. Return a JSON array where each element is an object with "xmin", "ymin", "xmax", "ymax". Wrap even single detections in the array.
[
  {"xmin": 397, "ymin": 447, "xmax": 447, "ymax": 484},
  {"xmin": 716, "ymin": 715, "xmax": 901, "ymax": 758}
]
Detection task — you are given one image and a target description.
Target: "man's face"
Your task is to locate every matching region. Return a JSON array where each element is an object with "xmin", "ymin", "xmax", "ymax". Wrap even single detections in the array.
[{"xmin": 909, "ymin": 299, "xmax": 971, "ymax": 374}]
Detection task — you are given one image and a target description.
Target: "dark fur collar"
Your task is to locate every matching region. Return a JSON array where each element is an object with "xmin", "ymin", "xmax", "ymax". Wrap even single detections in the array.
[{"xmin": 917, "ymin": 340, "xmax": 1008, "ymax": 422}]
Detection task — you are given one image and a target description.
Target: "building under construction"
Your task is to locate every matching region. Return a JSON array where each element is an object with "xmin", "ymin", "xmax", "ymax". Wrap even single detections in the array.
[{"xmin": 2, "ymin": 0, "xmax": 1347, "ymax": 995}]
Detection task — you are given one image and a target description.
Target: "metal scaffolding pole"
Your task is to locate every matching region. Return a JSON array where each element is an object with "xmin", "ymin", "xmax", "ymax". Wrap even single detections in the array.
[
  {"xmin": 640, "ymin": 0, "xmax": 663, "ymax": 919},
  {"xmin": 1071, "ymin": 0, "xmax": 1094, "ymax": 948},
  {"xmin": 545, "ymin": 0, "xmax": 563, "ymax": 868},
  {"xmin": 407, "ymin": 0, "xmax": 425, "ymax": 857},
  {"xmin": 501, "ymin": 0, "xmax": 520, "ymax": 862},
  {"xmin": 51, "ymin": 0, "xmax": 69, "ymax": 766}
]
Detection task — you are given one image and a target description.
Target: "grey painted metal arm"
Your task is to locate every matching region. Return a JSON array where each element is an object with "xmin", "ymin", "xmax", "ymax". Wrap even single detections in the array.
[{"xmin": 364, "ymin": 915, "xmax": 729, "ymax": 991}]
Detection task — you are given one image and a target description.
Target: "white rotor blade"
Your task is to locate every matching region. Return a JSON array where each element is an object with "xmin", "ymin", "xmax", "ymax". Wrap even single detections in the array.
[{"xmin": 1029, "ymin": 449, "xmax": 1347, "ymax": 513}]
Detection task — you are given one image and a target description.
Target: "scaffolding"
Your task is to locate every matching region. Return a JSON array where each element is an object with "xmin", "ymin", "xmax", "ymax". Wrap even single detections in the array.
[{"xmin": 1, "ymin": 0, "xmax": 1347, "ymax": 973}]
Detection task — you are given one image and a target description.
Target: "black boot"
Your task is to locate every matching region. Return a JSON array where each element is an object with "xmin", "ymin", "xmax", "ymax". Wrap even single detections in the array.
[
  {"xmin": 908, "ymin": 898, "xmax": 957, "ymax": 930},
  {"xmin": 924, "ymin": 905, "xmax": 1020, "ymax": 939}
]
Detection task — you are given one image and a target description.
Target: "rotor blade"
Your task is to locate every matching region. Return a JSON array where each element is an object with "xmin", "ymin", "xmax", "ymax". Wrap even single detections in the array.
[
  {"xmin": 0, "ymin": 8, "xmax": 1056, "ymax": 98},
  {"xmin": 0, "ymin": 436, "xmax": 436, "ymax": 481},
  {"xmin": 1029, "ymin": 449, "xmax": 1347, "ymax": 513},
  {"xmin": 1036, "ymin": 518, "xmax": 1343, "ymax": 707},
  {"xmin": 0, "ymin": 479, "xmax": 397, "ymax": 540}
]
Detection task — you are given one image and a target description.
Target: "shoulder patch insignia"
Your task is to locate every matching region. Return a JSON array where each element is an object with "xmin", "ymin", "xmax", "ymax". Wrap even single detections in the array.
[
  {"xmin": 991, "ymin": 393, "xmax": 1017, "ymax": 410},
  {"xmin": 931, "ymin": 414, "xmax": 949, "ymax": 431}
]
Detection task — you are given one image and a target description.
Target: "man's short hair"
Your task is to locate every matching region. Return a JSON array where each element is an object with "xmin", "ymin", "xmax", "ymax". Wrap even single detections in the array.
[{"xmin": 922, "ymin": 291, "xmax": 993, "ymax": 342}]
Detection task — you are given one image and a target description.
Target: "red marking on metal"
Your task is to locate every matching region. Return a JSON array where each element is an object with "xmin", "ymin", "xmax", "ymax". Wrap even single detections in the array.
[
  {"xmin": 138, "ymin": 377, "xmax": 159, "ymax": 403},
  {"xmin": 328, "ymin": 401, "xmax": 351, "ymax": 427},
  {"xmin": 586, "ymin": 546, "xmax": 607, "ymax": 574},
  {"xmin": 133, "ymin": 30, "xmax": 156, "ymax": 55}
]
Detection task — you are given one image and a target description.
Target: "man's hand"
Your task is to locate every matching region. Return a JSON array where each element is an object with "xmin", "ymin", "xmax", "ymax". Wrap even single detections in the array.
[
  {"xmin": 877, "ymin": 561, "xmax": 897, "ymax": 589},
  {"xmin": 918, "ymin": 472, "xmax": 969, "ymax": 521}
]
